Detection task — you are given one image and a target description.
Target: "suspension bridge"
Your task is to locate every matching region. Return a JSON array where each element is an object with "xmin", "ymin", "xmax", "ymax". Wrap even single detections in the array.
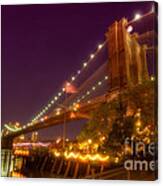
[{"xmin": 1, "ymin": 8, "xmax": 157, "ymax": 179}]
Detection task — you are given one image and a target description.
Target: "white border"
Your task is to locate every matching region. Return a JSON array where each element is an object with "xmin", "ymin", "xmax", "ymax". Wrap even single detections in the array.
[{"xmin": 0, "ymin": 0, "xmax": 163, "ymax": 186}]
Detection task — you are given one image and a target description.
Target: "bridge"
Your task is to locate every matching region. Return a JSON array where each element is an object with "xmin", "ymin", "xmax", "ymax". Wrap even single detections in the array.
[{"xmin": 1, "ymin": 9, "xmax": 157, "ymax": 178}]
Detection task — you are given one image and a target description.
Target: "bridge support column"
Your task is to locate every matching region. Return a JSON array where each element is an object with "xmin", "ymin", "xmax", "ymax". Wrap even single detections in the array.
[{"xmin": 105, "ymin": 18, "xmax": 149, "ymax": 89}]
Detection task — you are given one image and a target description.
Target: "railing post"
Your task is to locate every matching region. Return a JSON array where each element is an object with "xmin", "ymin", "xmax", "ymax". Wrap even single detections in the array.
[
  {"xmin": 64, "ymin": 160, "xmax": 71, "ymax": 178},
  {"xmin": 73, "ymin": 161, "xmax": 79, "ymax": 178}
]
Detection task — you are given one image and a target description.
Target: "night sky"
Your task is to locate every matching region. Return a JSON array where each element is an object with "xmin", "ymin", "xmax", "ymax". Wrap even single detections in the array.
[{"xmin": 2, "ymin": 2, "xmax": 154, "ymax": 139}]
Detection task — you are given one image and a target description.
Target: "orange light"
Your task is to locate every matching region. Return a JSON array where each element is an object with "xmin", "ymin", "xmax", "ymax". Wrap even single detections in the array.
[{"xmin": 70, "ymin": 112, "xmax": 76, "ymax": 119}]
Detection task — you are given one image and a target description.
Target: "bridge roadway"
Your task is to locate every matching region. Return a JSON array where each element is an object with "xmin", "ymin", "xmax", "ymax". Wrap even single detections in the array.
[{"xmin": 4, "ymin": 89, "xmax": 120, "ymax": 140}]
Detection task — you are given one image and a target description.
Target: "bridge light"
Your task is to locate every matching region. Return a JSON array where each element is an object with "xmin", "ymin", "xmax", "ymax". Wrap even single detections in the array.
[
  {"xmin": 44, "ymin": 116, "xmax": 48, "ymax": 120},
  {"xmin": 77, "ymin": 70, "xmax": 81, "ymax": 74},
  {"xmin": 87, "ymin": 91, "xmax": 90, "ymax": 95},
  {"xmin": 87, "ymin": 100, "xmax": 91, "ymax": 104},
  {"xmin": 75, "ymin": 103, "xmax": 80, "ymax": 109},
  {"xmin": 83, "ymin": 62, "xmax": 87, "ymax": 68},
  {"xmin": 70, "ymin": 112, "xmax": 76, "ymax": 118},
  {"xmin": 127, "ymin": 25, "xmax": 133, "ymax": 33},
  {"xmin": 62, "ymin": 87, "xmax": 65, "ymax": 92},
  {"xmin": 82, "ymin": 95, "xmax": 85, "ymax": 99},
  {"xmin": 98, "ymin": 81, "xmax": 102, "ymax": 85},
  {"xmin": 48, "ymin": 103, "xmax": 51, "ymax": 108},
  {"xmin": 134, "ymin": 13, "xmax": 141, "ymax": 20},
  {"xmin": 58, "ymin": 92, "xmax": 62, "ymax": 96},
  {"xmin": 66, "ymin": 82, "xmax": 70, "ymax": 86},
  {"xmin": 40, "ymin": 118, "xmax": 44, "ymax": 122},
  {"xmin": 56, "ymin": 109, "xmax": 61, "ymax": 116},
  {"xmin": 51, "ymin": 100, "xmax": 54, "ymax": 104},
  {"xmin": 71, "ymin": 76, "xmax": 75, "ymax": 81},
  {"xmin": 54, "ymin": 96, "xmax": 58, "ymax": 101},
  {"xmin": 98, "ymin": 44, "xmax": 103, "ymax": 49},
  {"xmin": 90, "ymin": 54, "xmax": 95, "ymax": 59},
  {"xmin": 92, "ymin": 86, "xmax": 96, "ymax": 90},
  {"xmin": 105, "ymin": 76, "xmax": 108, "ymax": 80}
]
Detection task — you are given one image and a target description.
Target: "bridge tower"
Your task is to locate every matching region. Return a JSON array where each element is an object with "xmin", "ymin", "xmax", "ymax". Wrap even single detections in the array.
[{"xmin": 105, "ymin": 18, "xmax": 149, "ymax": 90}]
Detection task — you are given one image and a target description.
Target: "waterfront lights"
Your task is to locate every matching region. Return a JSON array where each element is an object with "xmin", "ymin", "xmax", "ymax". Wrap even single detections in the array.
[
  {"xmin": 135, "ymin": 120, "xmax": 141, "ymax": 127},
  {"xmin": 77, "ymin": 70, "xmax": 81, "ymax": 74},
  {"xmin": 58, "ymin": 92, "xmax": 62, "ymax": 96},
  {"xmin": 150, "ymin": 76, "xmax": 155, "ymax": 81},
  {"xmin": 134, "ymin": 13, "xmax": 141, "ymax": 21},
  {"xmin": 114, "ymin": 157, "xmax": 119, "ymax": 163},
  {"xmin": 61, "ymin": 151, "xmax": 110, "ymax": 162},
  {"xmin": 51, "ymin": 100, "xmax": 54, "ymax": 104},
  {"xmin": 88, "ymin": 139, "xmax": 92, "ymax": 144},
  {"xmin": 127, "ymin": 25, "xmax": 133, "ymax": 33}
]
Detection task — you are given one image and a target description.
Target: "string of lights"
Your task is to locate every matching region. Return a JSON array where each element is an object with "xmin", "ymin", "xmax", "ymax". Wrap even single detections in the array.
[
  {"xmin": 70, "ymin": 75, "xmax": 108, "ymax": 108},
  {"xmin": 19, "ymin": 6, "xmax": 154, "ymax": 130},
  {"xmin": 26, "ymin": 40, "xmax": 107, "ymax": 127},
  {"xmin": 52, "ymin": 75, "xmax": 108, "ymax": 116},
  {"xmin": 4, "ymin": 124, "xmax": 21, "ymax": 132}
]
